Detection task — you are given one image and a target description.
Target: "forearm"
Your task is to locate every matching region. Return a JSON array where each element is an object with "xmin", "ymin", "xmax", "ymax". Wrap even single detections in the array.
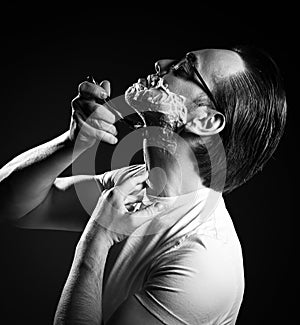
[
  {"xmin": 0, "ymin": 131, "xmax": 87, "ymax": 220},
  {"xmin": 54, "ymin": 221, "xmax": 111, "ymax": 325},
  {"xmin": 53, "ymin": 173, "xmax": 156, "ymax": 324}
]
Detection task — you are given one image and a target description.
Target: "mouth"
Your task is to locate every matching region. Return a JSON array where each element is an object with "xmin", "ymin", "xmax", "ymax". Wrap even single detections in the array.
[{"xmin": 137, "ymin": 74, "xmax": 169, "ymax": 92}]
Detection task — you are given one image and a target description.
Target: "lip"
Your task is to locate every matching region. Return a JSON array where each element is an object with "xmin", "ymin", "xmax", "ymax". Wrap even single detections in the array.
[
  {"xmin": 136, "ymin": 74, "xmax": 160, "ymax": 88},
  {"xmin": 138, "ymin": 74, "xmax": 168, "ymax": 90}
]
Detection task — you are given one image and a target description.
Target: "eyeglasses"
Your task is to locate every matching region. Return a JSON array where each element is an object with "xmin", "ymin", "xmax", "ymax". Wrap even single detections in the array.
[{"xmin": 171, "ymin": 52, "xmax": 220, "ymax": 112}]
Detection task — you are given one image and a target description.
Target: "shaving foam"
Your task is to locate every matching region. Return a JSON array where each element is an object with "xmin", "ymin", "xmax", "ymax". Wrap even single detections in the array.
[{"xmin": 125, "ymin": 77, "xmax": 188, "ymax": 131}]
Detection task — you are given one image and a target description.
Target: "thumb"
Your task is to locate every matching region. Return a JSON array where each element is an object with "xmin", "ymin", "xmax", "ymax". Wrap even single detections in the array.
[{"xmin": 100, "ymin": 80, "xmax": 111, "ymax": 97}]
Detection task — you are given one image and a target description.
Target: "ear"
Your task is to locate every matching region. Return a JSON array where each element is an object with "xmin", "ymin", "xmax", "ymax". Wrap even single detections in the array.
[{"xmin": 185, "ymin": 108, "xmax": 225, "ymax": 136}]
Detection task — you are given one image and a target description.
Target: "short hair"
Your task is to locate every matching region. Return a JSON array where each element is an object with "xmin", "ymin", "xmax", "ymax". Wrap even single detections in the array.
[{"xmin": 187, "ymin": 45, "xmax": 287, "ymax": 194}]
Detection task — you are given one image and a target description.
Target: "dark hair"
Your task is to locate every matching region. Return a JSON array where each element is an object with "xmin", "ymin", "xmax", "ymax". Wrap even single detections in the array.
[{"xmin": 188, "ymin": 45, "xmax": 287, "ymax": 194}]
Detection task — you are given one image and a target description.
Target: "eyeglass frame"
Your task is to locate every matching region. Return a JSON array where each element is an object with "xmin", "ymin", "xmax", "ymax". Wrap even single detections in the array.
[{"xmin": 170, "ymin": 52, "xmax": 220, "ymax": 112}]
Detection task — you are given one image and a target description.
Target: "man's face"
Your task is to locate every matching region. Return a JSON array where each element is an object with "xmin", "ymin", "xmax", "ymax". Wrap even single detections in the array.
[
  {"xmin": 125, "ymin": 49, "xmax": 245, "ymax": 129},
  {"xmin": 156, "ymin": 49, "xmax": 245, "ymax": 106}
]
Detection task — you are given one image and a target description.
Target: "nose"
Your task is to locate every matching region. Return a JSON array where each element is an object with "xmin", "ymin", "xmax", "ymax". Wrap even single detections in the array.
[{"xmin": 155, "ymin": 59, "xmax": 177, "ymax": 76}]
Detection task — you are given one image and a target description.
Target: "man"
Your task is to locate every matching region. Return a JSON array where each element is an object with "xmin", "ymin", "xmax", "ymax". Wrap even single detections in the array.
[{"xmin": 0, "ymin": 46, "xmax": 287, "ymax": 324}]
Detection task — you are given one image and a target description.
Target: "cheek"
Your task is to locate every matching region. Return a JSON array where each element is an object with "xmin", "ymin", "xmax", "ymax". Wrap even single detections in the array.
[{"xmin": 163, "ymin": 76, "xmax": 199, "ymax": 102}]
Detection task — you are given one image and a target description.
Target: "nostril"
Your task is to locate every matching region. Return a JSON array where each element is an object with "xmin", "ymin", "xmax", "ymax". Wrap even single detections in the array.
[
  {"xmin": 155, "ymin": 60, "xmax": 176, "ymax": 77},
  {"xmin": 155, "ymin": 62, "xmax": 161, "ymax": 74}
]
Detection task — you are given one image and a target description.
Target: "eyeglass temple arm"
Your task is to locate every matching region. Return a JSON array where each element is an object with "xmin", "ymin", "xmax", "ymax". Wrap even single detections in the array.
[{"xmin": 187, "ymin": 56, "xmax": 219, "ymax": 110}]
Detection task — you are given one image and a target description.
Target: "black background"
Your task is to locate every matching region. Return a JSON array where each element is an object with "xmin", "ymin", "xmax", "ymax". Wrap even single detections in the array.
[{"xmin": 0, "ymin": 5, "xmax": 296, "ymax": 324}]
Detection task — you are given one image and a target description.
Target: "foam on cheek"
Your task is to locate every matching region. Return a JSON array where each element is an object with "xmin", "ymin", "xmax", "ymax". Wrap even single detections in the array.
[
  {"xmin": 125, "ymin": 78, "xmax": 189, "ymax": 155},
  {"xmin": 125, "ymin": 79, "xmax": 188, "ymax": 130}
]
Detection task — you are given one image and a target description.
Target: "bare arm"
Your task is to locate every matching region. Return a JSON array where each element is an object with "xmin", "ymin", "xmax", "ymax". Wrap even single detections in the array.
[
  {"xmin": 54, "ymin": 221, "xmax": 111, "ymax": 324},
  {"xmin": 54, "ymin": 173, "xmax": 164, "ymax": 325},
  {"xmin": 0, "ymin": 131, "xmax": 86, "ymax": 222},
  {"xmin": 0, "ymin": 80, "xmax": 118, "ymax": 229}
]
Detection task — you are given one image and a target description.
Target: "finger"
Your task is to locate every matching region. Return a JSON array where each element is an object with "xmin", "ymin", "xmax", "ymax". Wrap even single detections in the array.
[
  {"xmin": 124, "ymin": 192, "xmax": 145, "ymax": 205},
  {"xmin": 117, "ymin": 172, "xmax": 149, "ymax": 197},
  {"xmin": 88, "ymin": 118, "xmax": 118, "ymax": 136},
  {"xmin": 73, "ymin": 99, "xmax": 116, "ymax": 124},
  {"xmin": 129, "ymin": 202, "xmax": 168, "ymax": 224},
  {"xmin": 99, "ymin": 80, "xmax": 111, "ymax": 97},
  {"xmin": 129, "ymin": 182, "xmax": 144, "ymax": 193},
  {"xmin": 114, "ymin": 166, "xmax": 148, "ymax": 187},
  {"xmin": 91, "ymin": 104, "xmax": 116, "ymax": 123},
  {"xmin": 78, "ymin": 81, "xmax": 108, "ymax": 100},
  {"xmin": 74, "ymin": 111, "xmax": 118, "ymax": 144}
]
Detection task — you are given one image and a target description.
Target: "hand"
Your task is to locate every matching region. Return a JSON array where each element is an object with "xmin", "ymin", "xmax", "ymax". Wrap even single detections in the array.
[
  {"xmin": 89, "ymin": 171, "xmax": 166, "ymax": 246},
  {"xmin": 69, "ymin": 80, "xmax": 118, "ymax": 149}
]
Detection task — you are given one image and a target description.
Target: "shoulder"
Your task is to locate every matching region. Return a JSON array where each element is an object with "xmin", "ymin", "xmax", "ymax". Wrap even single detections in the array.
[
  {"xmin": 135, "ymin": 234, "xmax": 244, "ymax": 324},
  {"xmin": 151, "ymin": 233, "xmax": 240, "ymax": 283}
]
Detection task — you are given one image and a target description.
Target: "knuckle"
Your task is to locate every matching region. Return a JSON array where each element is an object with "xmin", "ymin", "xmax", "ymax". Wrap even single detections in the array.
[
  {"xmin": 106, "ymin": 188, "xmax": 115, "ymax": 200},
  {"xmin": 93, "ymin": 104, "xmax": 105, "ymax": 116},
  {"xmin": 110, "ymin": 188, "xmax": 122, "ymax": 202},
  {"xmin": 95, "ymin": 129, "xmax": 106, "ymax": 139},
  {"xmin": 110, "ymin": 125, "xmax": 117, "ymax": 134},
  {"xmin": 71, "ymin": 97, "xmax": 81, "ymax": 109},
  {"xmin": 97, "ymin": 86, "xmax": 107, "ymax": 97},
  {"xmin": 110, "ymin": 113, "xmax": 116, "ymax": 123},
  {"xmin": 92, "ymin": 103, "xmax": 101, "ymax": 110},
  {"xmin": 78, "ymin": 81, "xmax": 88, "ymax": 93},
  {"xmin": 102, "ymin": 121, "xmax": 111, "ymax": 131},
  {"xmin": 105, "ymin": 189, "xmax": 120, "ymax": 208},
  {"xmin": 95, "ymin": 105, "xmax": 115, "ymax": 121},
  {"xmin": 95, "ymin": 119, "xmax": 105, "ymax": 129}
]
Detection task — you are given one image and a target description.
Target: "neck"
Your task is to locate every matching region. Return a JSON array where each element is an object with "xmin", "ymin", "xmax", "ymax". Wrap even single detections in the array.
[{"xmin": 143, "ymin": 131, "xmax": 204, "ymax": 197}]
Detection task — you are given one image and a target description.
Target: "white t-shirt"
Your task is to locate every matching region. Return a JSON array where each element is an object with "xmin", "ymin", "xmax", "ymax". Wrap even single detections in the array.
[{"xmin": 96, "ymin": 165, "xmax": 244, "ymax": 325}]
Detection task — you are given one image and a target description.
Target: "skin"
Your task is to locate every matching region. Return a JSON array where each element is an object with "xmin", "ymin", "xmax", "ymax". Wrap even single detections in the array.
[
  {"xmin": 155, "ymin": 49, "xmax": 245, "ymax": 109},
  {"xmin": 145, "ymin": 49, "xmax": 245, "ymax": 197},
  {"xmin": 54, "ymin": 172, "xmax": 166, "ymax": 325},
  {"xmin": 54, "ymin": 49, "xmax": 246, "ymax": 324},
  {"xmin": 0, "ymin": 49, "xmax": 246, "ymax": 323}
]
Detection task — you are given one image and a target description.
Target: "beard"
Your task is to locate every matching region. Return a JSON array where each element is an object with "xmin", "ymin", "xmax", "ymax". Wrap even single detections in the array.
[
  {"xmin": 124, "ymin": 76, "xmax": 188, "ymax": 132},
  {"xmin": 124, "ymin": 76, "xmax": 189, "ymax": 156}
]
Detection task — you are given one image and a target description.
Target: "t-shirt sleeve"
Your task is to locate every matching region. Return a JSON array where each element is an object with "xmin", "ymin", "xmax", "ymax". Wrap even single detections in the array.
[
  {"xmin": 134, "ymin": 237, "xmax": 239, "ymax": 325},
  {"xmin": 94, "ymin": 164, "xmax": 146, "ymax": 191}
]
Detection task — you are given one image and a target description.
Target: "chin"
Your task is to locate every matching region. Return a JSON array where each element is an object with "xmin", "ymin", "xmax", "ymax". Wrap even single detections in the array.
[{"xmin": 125, "ymin": 76, "xmax": 188, "ymax": 132}]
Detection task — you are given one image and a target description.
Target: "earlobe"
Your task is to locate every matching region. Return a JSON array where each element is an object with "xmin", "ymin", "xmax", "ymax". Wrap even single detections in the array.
[{"xmin": 185, "ymin": 110, "xmax": 225, "ymax": 136}]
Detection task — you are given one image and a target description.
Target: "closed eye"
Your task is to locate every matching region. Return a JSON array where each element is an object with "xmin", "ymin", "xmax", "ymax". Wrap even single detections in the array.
[{"xmin": 171, "ymin": 61, "xmax": 192, "ymax": 79}]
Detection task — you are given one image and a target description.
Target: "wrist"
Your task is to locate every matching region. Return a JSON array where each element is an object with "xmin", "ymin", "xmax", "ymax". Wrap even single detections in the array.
[
  {"xmin": 78, "ymin": 220, "xmax": 114, "ymax": 252},
  {"xmin": 74, "ymin": 224, "xmax": 112, "ymax": 276}
]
